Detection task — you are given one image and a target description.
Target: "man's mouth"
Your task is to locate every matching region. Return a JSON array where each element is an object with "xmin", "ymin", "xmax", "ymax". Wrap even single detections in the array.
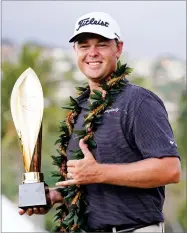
[{"xmin": 86, "ymin": 61, "xmax": 102, "ymax": 66}]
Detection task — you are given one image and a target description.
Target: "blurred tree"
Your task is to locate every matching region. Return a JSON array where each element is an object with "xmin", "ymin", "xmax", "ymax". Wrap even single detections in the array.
[
  {"xmin": 177, "ymin": 199, "xmax": 186, "ymax": 231},
  {"xmin": 130, "ymin": 75, "xmax": 153, "ymax": 90},
  {"xmin": 2, "ymin": 44, "xmax": 63, "ymax": 199},
  {"xmin": 176, "ymin": 89, "xmax": 186, "ymax": 166},
  {"xmin": 176, "ymin": 89, "xmax": 187, "ymax": 231}
]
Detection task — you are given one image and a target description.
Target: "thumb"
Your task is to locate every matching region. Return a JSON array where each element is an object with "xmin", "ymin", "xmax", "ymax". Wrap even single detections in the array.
[{"xmin": 79, "ymin": 139, "xmax": 94, "ymax": 159}]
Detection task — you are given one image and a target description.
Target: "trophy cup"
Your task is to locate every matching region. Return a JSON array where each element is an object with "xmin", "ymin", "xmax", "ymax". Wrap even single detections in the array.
[{"xmin": 10, "ymin": 68, "xmax": 47, "ymax": 208}]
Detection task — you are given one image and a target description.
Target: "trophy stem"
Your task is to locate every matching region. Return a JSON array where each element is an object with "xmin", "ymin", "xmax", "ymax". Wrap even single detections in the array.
[
  {"xmin": 29, "ymin": 123, "xmax": 43, "ymax": 172},
  {"xmin": 22, "ymin": 172, "xmax": 44, "ymax": 183}
]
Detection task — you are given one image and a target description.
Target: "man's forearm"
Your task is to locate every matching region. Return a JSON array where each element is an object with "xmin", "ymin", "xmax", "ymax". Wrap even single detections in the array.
[{"xmin": 98, "ymin": 157, "xmax": 180, "ymax": 188}]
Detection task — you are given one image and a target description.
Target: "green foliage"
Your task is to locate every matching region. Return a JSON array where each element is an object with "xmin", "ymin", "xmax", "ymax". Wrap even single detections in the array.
[
  {"xmin": 176, "ymin": 90, "xmax": 187, "ymax": 166},
  {"xmin": 175, "ymin": 90, "xmax": 187, "ymax": 230},
  {"xmin": 177, "ymin": 199, "xmax": 187, "ymax": 231}
]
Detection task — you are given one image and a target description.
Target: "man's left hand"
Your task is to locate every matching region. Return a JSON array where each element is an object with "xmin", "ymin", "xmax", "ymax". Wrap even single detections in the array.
[{"xmin": 56, "ymin": 139, "xmax": 102, "ymax": 186}]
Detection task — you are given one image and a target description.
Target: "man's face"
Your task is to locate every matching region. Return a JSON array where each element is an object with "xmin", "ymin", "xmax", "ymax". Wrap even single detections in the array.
[{"xmin": 73, "ymin": 33, "xmax": 123, "ymax": 82}]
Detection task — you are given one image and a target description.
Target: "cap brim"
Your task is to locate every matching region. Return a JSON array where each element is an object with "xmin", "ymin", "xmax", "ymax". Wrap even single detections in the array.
[{"xmin": 69, "ymin": 29, "xmax": 117, "ymax": 43}]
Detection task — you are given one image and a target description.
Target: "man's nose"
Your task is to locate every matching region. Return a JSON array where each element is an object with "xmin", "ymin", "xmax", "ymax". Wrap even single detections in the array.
[{"xmin": 88, "ymin": 46, "xmax": 99, "ymax": 57}]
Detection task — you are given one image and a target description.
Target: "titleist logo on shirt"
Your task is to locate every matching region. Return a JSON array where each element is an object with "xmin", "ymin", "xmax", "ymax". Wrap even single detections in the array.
[{"xmin": 76, "ymin": 17, "xmax": 109, "ymax": 31}]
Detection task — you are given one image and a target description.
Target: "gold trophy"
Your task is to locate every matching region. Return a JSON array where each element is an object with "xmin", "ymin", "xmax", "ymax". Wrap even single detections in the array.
[{"xmin": 10, "ymin": 68, "xmax": 47, "ymax": 208}]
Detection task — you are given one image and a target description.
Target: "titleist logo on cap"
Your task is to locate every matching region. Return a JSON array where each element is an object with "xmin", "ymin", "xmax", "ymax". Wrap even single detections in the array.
[{"xmin": 76, "ymin": 17, "xmax": 109, "ymax": 31}]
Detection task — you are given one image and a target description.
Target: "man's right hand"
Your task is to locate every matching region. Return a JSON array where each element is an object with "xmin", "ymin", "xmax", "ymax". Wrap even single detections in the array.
[
  {"xmin": 18, "ymin": 206, "xmax": 50, "ymax": 216},
  {"xmin": 18, "ymin": 187, "xmax": 63, "ymax": 216}
]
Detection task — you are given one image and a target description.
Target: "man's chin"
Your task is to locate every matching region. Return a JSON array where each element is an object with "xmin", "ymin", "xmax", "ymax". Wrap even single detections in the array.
[{"xmin": 88, "ymin": 75, "xmax": 106, "ymax": 82}]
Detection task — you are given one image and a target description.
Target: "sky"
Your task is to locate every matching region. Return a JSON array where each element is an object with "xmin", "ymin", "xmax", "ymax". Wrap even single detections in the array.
[{"xmin": 2, "ymin": 1, "xmax": 186, "ymax": 60}]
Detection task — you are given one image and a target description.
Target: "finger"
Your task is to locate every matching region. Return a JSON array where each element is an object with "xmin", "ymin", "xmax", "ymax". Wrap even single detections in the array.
[
  {"xmin": 18, "ymin": 208, "xmax": 26, "ymax": 215},
  {"xmin": 56, "ymin": 180, "xmax": 77, "ymax": 186},
  {"xmin": 67, "ymin": 167, "xmax": 76, "ymax": 173},
  {"xmin": 79, "ymin": 139, "xmax": 94, "ymax": 159},
  {"xmin": 67, "ymin": 160, "xmax": 79, "ymax": 167},
  {"xmin": 26, "ymin": 208, "xmax": 33, "ymax": 216},
  {"xmin": 33, "ymin": 207, "xmax": 40, "ymax": 214},
  {"xmin": 67, "ymin": 172, "xmax": 73, "ymax": 180},
  {"xmin": 39, "ymin": 207, "xmax": 47, "ymax": 214}
]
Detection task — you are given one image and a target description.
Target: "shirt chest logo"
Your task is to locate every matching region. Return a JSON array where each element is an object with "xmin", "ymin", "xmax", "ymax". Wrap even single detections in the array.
[{"xmin": 104, "ymin": 108, "xmax": 120, "ymax": 113}]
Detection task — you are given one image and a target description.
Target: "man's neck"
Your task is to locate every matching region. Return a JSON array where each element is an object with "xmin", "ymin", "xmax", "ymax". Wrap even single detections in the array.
[
  {"xmin": 88, "ymin": 80, "xmax": 103, "ymax": 94},
  {"xmin": 88, "ymin": 76, "xmax": 112, "ymax": 94}
]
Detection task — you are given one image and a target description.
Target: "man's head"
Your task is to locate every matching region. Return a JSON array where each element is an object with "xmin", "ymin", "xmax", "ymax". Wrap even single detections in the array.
[{"xmin": 69, "ymin": 12, "xmax": 123, "ymax": 82}]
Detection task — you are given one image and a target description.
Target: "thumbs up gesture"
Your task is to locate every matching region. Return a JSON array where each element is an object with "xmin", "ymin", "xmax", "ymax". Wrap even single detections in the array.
[{"xmin": 56, "ymin": 139, "xmax": 102, "ymax": 186}]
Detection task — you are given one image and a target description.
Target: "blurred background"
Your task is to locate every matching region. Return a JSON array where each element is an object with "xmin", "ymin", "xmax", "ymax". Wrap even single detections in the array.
[{"xmin": 1, "ymin": 1, "xmax": 186, "ymax": 232}]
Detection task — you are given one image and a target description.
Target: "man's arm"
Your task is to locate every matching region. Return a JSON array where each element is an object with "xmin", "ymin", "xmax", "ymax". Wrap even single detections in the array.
[
  {"xmin": 57, "ymin": 94, "xmax": 181, "ymax": 188},
  {"xmin": 98, "ymin": 156, "xmax": 181, "ymax": 188},
  {"xmin": 56, "ymin": 140, "xmax": 181, "ymax": 188}
]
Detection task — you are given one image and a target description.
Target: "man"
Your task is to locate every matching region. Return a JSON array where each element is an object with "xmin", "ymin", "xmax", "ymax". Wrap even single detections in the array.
[{"xmin": 19, "ymin": 12, "xmax": 181, "ymax": 233}]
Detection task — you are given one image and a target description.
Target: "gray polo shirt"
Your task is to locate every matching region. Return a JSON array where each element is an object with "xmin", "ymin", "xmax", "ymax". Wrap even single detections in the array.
[{"xmin": 66, "ymin": 82, "xmax": 180, "ymax": 230}]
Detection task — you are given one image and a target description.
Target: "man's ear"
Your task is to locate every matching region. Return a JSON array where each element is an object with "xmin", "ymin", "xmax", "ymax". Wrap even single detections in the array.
[
  {"xmin": 73, "ymin": 43, "xmax": 76, "ymax": 51},
  {"xmin": 116, "ymin": 41, "xmax": 123, "ymax": 60},
  {"xmin": 73, "ymin": 43, "xmax": 78, "ymax": 56}
]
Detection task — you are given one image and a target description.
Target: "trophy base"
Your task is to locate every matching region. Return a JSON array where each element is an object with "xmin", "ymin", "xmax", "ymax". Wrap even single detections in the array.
[{"xmin": 18, "ymin": 182, "xmax": 47, "ymax": 208}]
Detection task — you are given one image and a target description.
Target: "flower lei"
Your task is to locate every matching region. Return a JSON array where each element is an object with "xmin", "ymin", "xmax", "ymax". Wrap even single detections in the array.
[{"xmin": 51, "ymin": 62, "xmax": 133, "ymax": 232}]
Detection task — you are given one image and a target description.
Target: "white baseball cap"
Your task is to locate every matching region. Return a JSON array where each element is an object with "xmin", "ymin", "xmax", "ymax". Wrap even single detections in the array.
[{"xmin": 69, "ymin": 12, "xmax": 121, "ymax": 42}]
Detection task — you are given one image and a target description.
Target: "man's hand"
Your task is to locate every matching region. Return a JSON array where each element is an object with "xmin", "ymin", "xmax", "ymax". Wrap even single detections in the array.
[
  {"xmin": 18, "ymin": 206, "xmax": 49, "ymax": 216},
  {"xmin": 56, "ymin": 139, "xmax": 102, "ymax": 186},
  {"xmin": 18, "ymin": 187, "xmax": 63, "ymax": 216}
]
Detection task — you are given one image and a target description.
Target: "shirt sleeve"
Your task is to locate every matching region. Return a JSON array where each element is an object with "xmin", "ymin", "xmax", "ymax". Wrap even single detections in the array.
[{"xmin": 132, "ymin": 95, "xmax": 180, "ymax": 159}]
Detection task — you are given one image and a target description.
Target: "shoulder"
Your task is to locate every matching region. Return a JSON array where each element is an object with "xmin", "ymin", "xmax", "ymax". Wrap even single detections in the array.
[
  {"xmin": 127, "ymin": 83, "xmax": 163, "ymax": 101},
  {"xmin": 118, "ymin": 82, "xmax": 167, "ymax": 115},
  {"xmin": 125, "ymin": 82, "xmax": 165, "ymax": 105}
]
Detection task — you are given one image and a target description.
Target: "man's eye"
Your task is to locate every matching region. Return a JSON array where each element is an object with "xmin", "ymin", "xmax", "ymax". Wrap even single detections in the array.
[
  {"xmin": 80, "ymin": 45, "xmax": 89, "ymax": 49},
  {"xmin": 98, "ymin": 43, "xmax": 107, "ymax": 47}
]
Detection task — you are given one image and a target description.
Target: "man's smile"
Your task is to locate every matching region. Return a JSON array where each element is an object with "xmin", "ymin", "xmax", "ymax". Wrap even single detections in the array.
[{"xmin": 86, "ymin": 61, "xmax": 103, "ymax": 68}]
